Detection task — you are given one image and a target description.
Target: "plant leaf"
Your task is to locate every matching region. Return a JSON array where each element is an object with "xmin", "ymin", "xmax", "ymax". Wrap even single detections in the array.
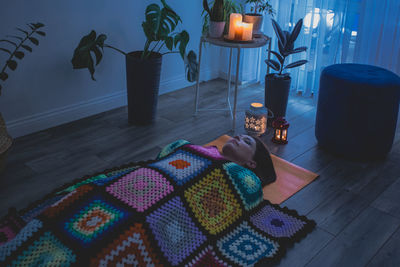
[
  {"xmin": 174, "ymin": 30, "xmax": 189, "ymax": 60},
  {"xmin": 0, "ymin": 39, "xmax": 17, "ymax": 46},
  {"xmin": 271, "ymin": 19, "xmax": 286, "ymax": 47},
  {"xmin": 143, "ymin": 3, "xmax": 161, "ymax": 42},
  {"xmin": 27, "ymin": 23, "xmax": 35, "ymax": 30},
  {"xmin": 14, "ymin": 51, "xmax": 24, "ymax": 59},
  {"xmin": 185, "ymin": 50, "xmax": 198, "ymax": 82},
  {"xmin": 21, "ymin": 45, "xmax": 32, "ymax": 52},
  {"xmin": 16, "ymin": 28, "xmax": 28, "ymax": 36},
  {"xmin": 96, "ymin": 34, "xmax": 107, "ymax": 48},
  {"xmin": 287, "ymin": 46, "xmax": 307, "ymax": 55},
  {"xmin": 165, "ymin": 36, "xmax": 173, "ymax": 51},
  {"xmin": 289, "ymin": 19, "xmax": 303, "ymax": 45},
  {"xmin": 0, "ymin": 72, "xmax": 8, "ymax": 81},
  {"xmin": 0, "ymin": 48, "xmax": 11, "ymax": 54},
  {"xmin": 268, "ymin": 50, "xmax": 284, "ymax": 65},
  {"xmin": 7, "ymin": 35, "xmax": 23, "ymax": 41},
  {"xmin": 278, "ymin": 40, "xmax": 286, "ymax": 57},
  {"xmin": 7, "ymin": 60, "xmax": 17, "ymax": 71},
  {"xmin": 36, "ymin": 31, "xmax": 46, "ymax": 36},
  {"xmin": 283, "ymin": 30, "xmax": 294, "ymax": 52},
  {"xmin": 32, "ymin": 22, "xmax": 45, "ymax": 29},
  {"xmin": 71, "ymin": 30, "xmax": 106, "ymax": 80},
  {"xmin": 265, "ymin": 59, "xmax": 280, "ymax": 71},
  {"xmin": 284, "ymin": 59, "xmax": 308, "ymax": 69},
  {"xmin": 92, "ymin": 46, "xmax": 103, "ymax": 65},
  {"xmin": 29, "ymin": 37, "xmax": 39, "ymax": 45}
]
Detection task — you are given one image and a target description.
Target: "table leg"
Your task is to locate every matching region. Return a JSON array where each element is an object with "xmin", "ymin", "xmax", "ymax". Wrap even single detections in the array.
[
  {"xmin": 266, "ymin": 39, "xmax": 271, "ymax": 75},
  {"xmin": 232, "ymin": 47, "xmax": 241, "ymax": 131},
  {"xmin": 227, "ymin": 48, "xmax": 233, "ymax": 119},
  {"xmin": 194, "ymin": 38, "xmax": 204, "ymax": 115}
]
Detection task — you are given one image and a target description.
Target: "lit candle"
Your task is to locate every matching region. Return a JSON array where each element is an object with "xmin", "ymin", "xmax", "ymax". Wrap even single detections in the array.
[
  {"xmin": 235, "ymin": 22, "xmax": 244, "ymax": 40},
  {"xmin": 241, "ymin": 22, "xmax": 253, "ymax": 41},
  {"xmin": 282, "ymin": 129, "xmax": 287, "ymax": 140},
  {"xmin": 275, "ymin": 129, "xmax": 281, "ymax": 140},
  {"xmin": 228, "ymin": 13, "xmax": 243, "ymax": 40}
]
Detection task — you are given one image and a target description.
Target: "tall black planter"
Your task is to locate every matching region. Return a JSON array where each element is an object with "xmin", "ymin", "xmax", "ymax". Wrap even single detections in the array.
[
  {"xmin": 265, "ymin": 74, "xmax": 291, "ymax": 119},
  {"xmin": 126, "ymin": 51, "xmax": 162, "ymax": 125}
]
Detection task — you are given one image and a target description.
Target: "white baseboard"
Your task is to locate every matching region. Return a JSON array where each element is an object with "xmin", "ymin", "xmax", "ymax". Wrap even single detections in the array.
[{"xmin": 7, "ymin": 67, "xmax": 219, "ymax": 138}]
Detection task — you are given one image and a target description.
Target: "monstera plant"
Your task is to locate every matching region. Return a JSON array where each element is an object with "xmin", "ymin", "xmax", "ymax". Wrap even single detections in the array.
[
  {"xmin": 0, "ymin": 22, "xmax": 46, "ymax": 173},
  {"xmin": 265, "ymin": 19, "xmax": 308, "ymax": 120},
  {"xmin": 72, "ymin": 0, "xmax": 198, "ymax": 125}
]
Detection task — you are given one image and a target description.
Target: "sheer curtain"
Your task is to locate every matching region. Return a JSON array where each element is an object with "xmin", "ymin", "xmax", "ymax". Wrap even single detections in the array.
[{"xmin": 258, "ymin": 0, "xmax": 400, "ymax": 97}]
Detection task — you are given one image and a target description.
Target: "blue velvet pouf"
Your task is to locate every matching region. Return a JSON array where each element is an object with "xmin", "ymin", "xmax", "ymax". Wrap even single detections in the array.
[{"xmin": 315, "ymin": 64, "xmax": 400, "ymax": 159}]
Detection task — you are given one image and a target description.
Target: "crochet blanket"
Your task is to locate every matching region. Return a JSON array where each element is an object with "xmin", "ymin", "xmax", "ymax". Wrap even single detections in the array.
[{"xmin": 0, "ymin": 140, "xmax": 315, "ymax": 266}]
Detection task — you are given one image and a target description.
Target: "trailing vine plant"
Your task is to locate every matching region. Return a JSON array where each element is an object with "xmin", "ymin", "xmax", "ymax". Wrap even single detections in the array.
[{"xmin": 0, "ymin": 23, "xmax": 46, "ymax": 95}]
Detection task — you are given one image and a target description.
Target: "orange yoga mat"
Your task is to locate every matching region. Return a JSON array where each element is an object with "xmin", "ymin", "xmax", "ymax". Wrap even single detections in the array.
[{"xmin": 205, "ymin": 135, "xmax": 319, "ymax": 204}]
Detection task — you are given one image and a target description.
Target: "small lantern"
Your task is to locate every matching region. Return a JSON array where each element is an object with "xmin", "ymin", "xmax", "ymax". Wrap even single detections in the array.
[
  {"xmin": 272, "ymin": 117, "xmax": 289, "ymax": 144},
  {"xmin": 244, "ymin": 103, "xmax": 267, "ymax": 136}
]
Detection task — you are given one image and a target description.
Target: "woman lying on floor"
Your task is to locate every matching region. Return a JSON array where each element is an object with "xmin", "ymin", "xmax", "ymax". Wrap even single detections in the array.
[
  {"xmin": 159, "ymin": 134, "xmax": 277, "ymax": 187},
  {"xmin": 0, "ymin": 134, "xmax": 283, "ymax": 267}
]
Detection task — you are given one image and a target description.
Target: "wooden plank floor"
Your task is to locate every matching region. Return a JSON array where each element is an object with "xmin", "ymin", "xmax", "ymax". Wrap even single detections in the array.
[{"xmin": 1, "ymin": 79, "xmax": 400, "ymax": 266}]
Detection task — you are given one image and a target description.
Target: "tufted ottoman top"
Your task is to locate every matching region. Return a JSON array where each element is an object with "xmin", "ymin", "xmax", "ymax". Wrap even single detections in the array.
[{"xmin": 322, "ymin": 63, "xmax": 400, "ymax": 88}]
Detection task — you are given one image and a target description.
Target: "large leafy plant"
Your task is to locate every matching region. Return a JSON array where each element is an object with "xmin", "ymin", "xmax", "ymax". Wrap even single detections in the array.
[
  {"xmin": 202, "ymin": 0, "xmax": 243, "ymax": 36},
  {"xmin": 265, "ymin": 19, "xmax": 308, "ymax": 78},
  {"xmin": 245, "ymin": 0, "xmax": 274, "ymax": 15},
  {"xmin": 71, "ymin": 0, "xmax": 198, "ymax": 82},
  {"xmin": 0, "ymin": 23, "xmax": 45, "ymax": 95}
]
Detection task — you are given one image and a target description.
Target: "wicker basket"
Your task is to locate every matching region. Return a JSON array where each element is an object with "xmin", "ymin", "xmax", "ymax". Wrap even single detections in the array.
[{"xmin": 0, "ymin": 113, "xmax": 12, "ymax": 173}]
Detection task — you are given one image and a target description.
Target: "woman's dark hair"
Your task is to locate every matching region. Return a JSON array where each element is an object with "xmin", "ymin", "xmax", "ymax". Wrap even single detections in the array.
[{"xmin": 251, "ymin": 137, "xmax": 277, "ymax": 186}]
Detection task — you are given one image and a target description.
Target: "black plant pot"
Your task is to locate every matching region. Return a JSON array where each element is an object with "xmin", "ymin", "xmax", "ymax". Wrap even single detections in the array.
[
  {"xmin": 126, "ymin": 51, "xmax": 162, "ymax": 125},
  {"xmin": 265, "ymin": 74, "xmax": 291, "ymax": 120}
]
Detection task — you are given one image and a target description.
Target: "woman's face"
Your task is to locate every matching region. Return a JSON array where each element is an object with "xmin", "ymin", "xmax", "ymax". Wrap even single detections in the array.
[{"xmin": 222, "ymin": 135, "xmax": 257, "ymax": 167}]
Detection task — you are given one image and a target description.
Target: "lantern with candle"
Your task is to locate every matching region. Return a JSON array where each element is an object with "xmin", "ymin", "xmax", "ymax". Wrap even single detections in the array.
[
  {"xmin": 245, "ymin": 103, "xmax": 267, "ymax": 136},
  {"xmin": 227, "ymin": 13, "xmax": 254, "ymax": 42},
  {"xmin": 271, "ymin": 117, "xmax": 289, "ymax": 144}
]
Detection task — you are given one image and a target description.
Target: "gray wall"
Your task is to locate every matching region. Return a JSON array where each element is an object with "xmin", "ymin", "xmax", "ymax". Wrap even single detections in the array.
[{"xmin": 0, "ymin": 0, "xmax": 220, "ymax": 137}]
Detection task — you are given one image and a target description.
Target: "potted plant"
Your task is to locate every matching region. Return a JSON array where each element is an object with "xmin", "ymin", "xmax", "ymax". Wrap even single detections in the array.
[
  {"xmin": 0, "ymin": 22, "xmax": 46, "ymax": 173},
  {"xmin": 71, "ymin": 0, "xmax": 198, "ymax": 125},
  {"xmin": 202, "ymin": 0, "xmax": 243, "ymax": 37},
  {"xmin": 243, "ymin": 0, "xmax": 274, "ymax": 37},
  {"xmin": 264, "ymin": 19, "xmax": 307, "ymax": 119},
  {"xmin": 203, "ymin": 0, "xmax": 225, "ymax": 38}
]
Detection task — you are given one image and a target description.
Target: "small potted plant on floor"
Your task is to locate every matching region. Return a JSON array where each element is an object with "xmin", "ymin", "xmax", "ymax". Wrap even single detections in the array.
[
  {"xmin": 243, "ymin": 0, "xmax": 274, "ymax": 36},
  {"xmin": 203, "ymin": 0, "xmax": 226, "ymax": 38},
  {"xmin": 72, "ymin": 0, "xmax": 198, "ymax": 125},
  {"xmin": 202, "ymin": 0, "xmax": 243, "ymax": 37},
  {"xmin": 0, "ymin": 22, "xmax": 46, "ymax": 173},
  {"xmin": 265, "ymin": 19, "xmax": 307, "ymax": 119}
]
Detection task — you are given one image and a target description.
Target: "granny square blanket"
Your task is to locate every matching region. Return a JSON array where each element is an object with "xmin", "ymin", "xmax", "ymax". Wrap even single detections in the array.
[{"xmin": 0, "ymin": 140, "xmax": 315, "ymax": 266}]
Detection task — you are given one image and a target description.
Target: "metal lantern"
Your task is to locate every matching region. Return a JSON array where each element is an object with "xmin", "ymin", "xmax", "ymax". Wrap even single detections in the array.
[
  {"xmin": 245, "ymin": 103, "xmax": 267, "ymax": 136},
  {"xmin": 272, "ymin": 117, "xmax": 289, "ymax": 144}
]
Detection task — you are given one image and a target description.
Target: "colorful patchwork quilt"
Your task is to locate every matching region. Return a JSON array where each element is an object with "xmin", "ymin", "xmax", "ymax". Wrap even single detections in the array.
[{"xmin": 0, "ymin": 140, "xmax": 315, "ymax": 266}]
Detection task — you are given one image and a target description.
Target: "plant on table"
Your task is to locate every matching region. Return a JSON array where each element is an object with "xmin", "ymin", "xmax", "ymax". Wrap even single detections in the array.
[
  {"xmin": 202, "ymin": 0, "xmax": 243, "ymax": 36},
  {"xmin": 243, "ymin": 0, "xmax": 274, "ymax": 36},
  {"xmin": 245, "ymin": 0, "xmax": 274, "ymax": 16}
]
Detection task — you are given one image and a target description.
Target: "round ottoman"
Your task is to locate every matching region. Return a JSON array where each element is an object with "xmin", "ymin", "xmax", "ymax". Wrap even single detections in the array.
[{"xmin": 315, "ymin": 64, "xmax": 400, "ymax": 159}]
